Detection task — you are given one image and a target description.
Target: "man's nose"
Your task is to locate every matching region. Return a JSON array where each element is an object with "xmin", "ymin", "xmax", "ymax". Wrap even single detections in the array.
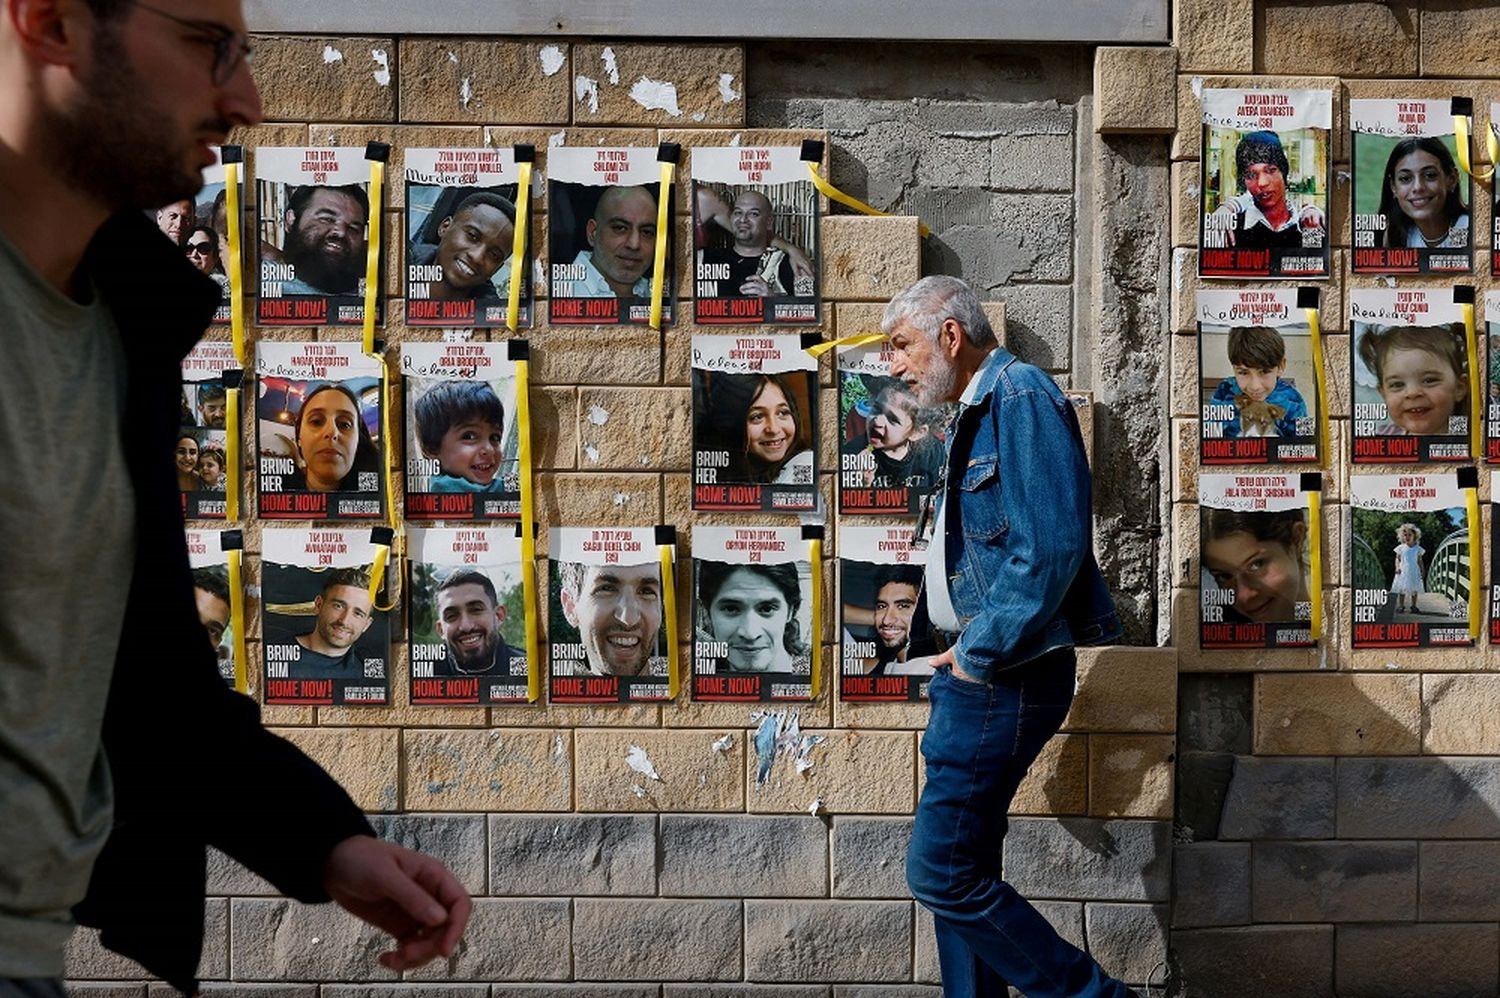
[{"xmin": 614, "ymin": 593, "xmax": 641, "ymax": 626}]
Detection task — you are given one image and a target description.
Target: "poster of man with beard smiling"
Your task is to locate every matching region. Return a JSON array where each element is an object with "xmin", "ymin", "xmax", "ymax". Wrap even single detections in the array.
[
  {"xmin": 408, "ymin": 527, "xmax": 530, "ymax": 705},
  {"xmin": 255, "ymin": 146, "xmax": 380, "ymax": 327}
]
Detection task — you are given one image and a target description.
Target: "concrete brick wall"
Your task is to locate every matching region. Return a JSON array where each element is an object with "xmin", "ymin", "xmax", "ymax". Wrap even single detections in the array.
[{"xmin": 63, "ymin": 34, "xmax": 1178, "ymax": 997}]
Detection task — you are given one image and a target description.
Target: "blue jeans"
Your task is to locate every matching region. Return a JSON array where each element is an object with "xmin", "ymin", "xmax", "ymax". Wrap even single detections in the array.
[{"xmin": 908, "ymin": 650, "xmax": 1132, "ymax": 998}]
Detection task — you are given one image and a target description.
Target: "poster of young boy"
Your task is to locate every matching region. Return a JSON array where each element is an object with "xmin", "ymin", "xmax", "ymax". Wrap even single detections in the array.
[
  {"xmin": 261, "ymin": 528, "xmax": 390, "ymax": 705},
  {"xmin": 1199, "ymin": 88, "xmax": 1331, "ymax": 280},
  {"xmin": 185, "ymin": 528, "xmax": 241, "ymax": 688},
  {"xmin": 691, "ymin": 146, "xmax": 819, "ymax": 325},
  {"xmin": 692, "ymin": 525, "xmax": 814, "ymax": 702},
  {"xmin": 691, "ymin": 335, "xmax": 819, "ymax": 512},
  {"xmin": 1197, "ymin": 288, "xmax": 1317, "ymax": 464},
  {"xmin": 180, "ymin": 339, "xmax": 239, "ymax": 519},
  {"xmin": 407, "ymin": 527, "xmax": 529, "ymax": 705},
  {"xmin": 547, "ymin": 146, "xmax": 672, "ymax": 326},
  {"xmin": 837, "ymin": 340, "xmax": 948, "ymax": 513},
  {"xmin": 255, "ymin": 146, "xmax": 379, "ymax": 327},
  {"xmin": 1351, "ymin": 288, "xmax": 1472, "ymax": 463},
  {"xmin": 1486, "ymin": 291, "xmax": 1500, "ymax": 462},
  {"xmin": 1350, "ymin": 99, "xmax": 1471, "ymax": 275},
  {"xmin": 548, "ymin": 527, "xmax": 672, "ymax": 704},
  {"xmin": 1352, "ymin": 473, "xmax": 1473, "ymax": 649},
  {"xmin": 401, "ymin": 342, "xmax": 520, "ymax": 520},
  {"xmin": 1198, "ymin": 473, "xmax": 1316, "ymax": 649},
  {"xmin": 256, "ymin": 342, "xmax": 385, "ymax": 520},
  {"xmin": 155, "ymin": 145, "xmax": 239, "ymax": 323},
  {"xmin": 404, "ymin": 147, "xmax": 531, "ymax": 328},
  {"xmin": 839, "ymin": 525, "xmax": 935, "ymax": 702}
]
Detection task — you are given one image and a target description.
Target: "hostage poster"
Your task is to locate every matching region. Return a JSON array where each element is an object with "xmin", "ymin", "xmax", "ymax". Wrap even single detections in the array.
[
  {"xmin": 838, "ymin": 340, "xmax": 948, "ymax": 513},
  {"xmin": 179, "ymin": 339, "xmax": 239, "ymax": 519},
  {"xmin": 840, "ymin": 525, "xmax": 935, "ymax": 702},
  {"xmin": 1199, "ymin": 472, "xmax": 1316, "ymax": 649}
]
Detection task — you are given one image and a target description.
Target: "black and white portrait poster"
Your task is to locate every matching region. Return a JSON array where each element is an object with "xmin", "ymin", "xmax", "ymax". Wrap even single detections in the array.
[
  {"xmin": 155, "ymin": 145, "xmax": 238, "ymax": 323},
  {"xmin": 255, "ymin": 146, "xmax": 380, "ymax": 327},
  {"xmin": 1199, "ymin": 88, "xmax": 1331, "ymax": 280},
  {"xmin": 549, "ymin": 527, "xmax": 671, "ymax": 704},
  {"xmin": 261, "ymin": 528, "xmax": 390, "ymax": 706},
  {"xmin": 547, "ymin": 146, "xmax": 672, "ymax": 326},
  {"xmin": 691, "ymin": 145, "xmax": 819, "ymax": 325},
  {"xmin": 839, "ymin": 525, "xmax": 935, "ymax": 702},
  {"xmin": 179, "ymin": 339, "xmax": 238, "ymax": 519},
  {"xmin": 402, "ymin": 342, "xmax": 521, "ymax": 521},
  {"xmin": 256, "ymin": 342, "xmax": 384, "ymax": 520},
  {"xmin": 408, "ymin": 527, "xmax": 529, "ymax": 705},
  {"xmin": 693, "ymin": 526, "xmax": 814, "ymax": 703},
  {"xmin": 691, "ymin": 335, "xmax": 818, "ymax": 512},
  {"xmin": 404, "ymin": 147, "xmax": 531, "ymax": 328},
  {"xmin": 837, "ymin": 340, "xmax": 948, "ymax": 513},
  {"xmin": 1199, "ymin": 473, "xmax": 1315, "ymax": 650},
  {"xmin": 185, "ymin": 528, "xmax": 240, "ymax": 688}
]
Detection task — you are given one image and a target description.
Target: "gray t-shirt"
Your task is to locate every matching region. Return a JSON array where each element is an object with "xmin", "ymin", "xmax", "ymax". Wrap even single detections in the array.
[{"xmin": 0, "ymin": 229, "xmax": 136, "ymax": 974}]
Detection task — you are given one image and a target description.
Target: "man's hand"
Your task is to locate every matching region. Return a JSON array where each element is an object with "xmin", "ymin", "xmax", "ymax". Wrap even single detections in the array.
[
  {"xmin": 1210, "ymin": 204, "xmax": 1239, "ymax": 247},
  {"xmin": 932, "ymin": 647, "xmax": 987, "ymax": 686},
  {"xmin": 323, "ymin": 835, "xmax": 472, "ymax": 970},
  {"xmin": 739, "ymin": 274, "xmax": 772, "ymax": 297}
]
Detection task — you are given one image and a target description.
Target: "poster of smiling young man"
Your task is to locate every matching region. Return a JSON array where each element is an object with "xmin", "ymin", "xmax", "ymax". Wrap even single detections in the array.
[
  {"xmin": 179, "ymin": 339, "xmax": 239, "ymax": 519},
  {"xmin": 262, "ymin": 528, "xmax": 390, "ymax": 706},
  {"xmin": 1199, "ymin": 88, "xmax": 1331, "ymax": 280},
  {"xmin": 1352, "ymin": 473, "xmax": 1473, "ymax": 649},
  {"xmin": 693, "ymin": 525, "xmax": 814, "ymax": 703},
  {"xmin": 691, "ymin": 146, "xmax": 819, "ymax": 325},
  {"xmin": 185, "ymin": 529, "xmax": 241, "ymax": 689},
  {"xmin": 548, "ymin": 527, "xmax": 672, "ymax": 704},
  {"xmin": 256, "ymin": 342, "xmax": 385, "ymax": 520},
  {"xmin": 692, "ymin": 335, "xmax": 819, "ymax": 513},
  {"xmin": 548, "ymin": 146, "xmax": 672, "ymax": 326},
  {"xmin": 404, "ymin": 147, "xmax": 531, "ymax": 328},
  {"xmin": 1198, "ymin": 473, "xmax": 1316, "ymax": 650},
  {"xmin": 838, "ymin": 340, "xmax": 948, "ymax": 513},
  {"xmin": 839, "ymin": 525, "xmax": 935, "ymax": 702},
  {"xmin": 1350, "ymin": 99, "xmax": 1471, "ymax": 276},
  {"xmin": 1350, "ymin": 289, "xmax": 1472, "ymax": 463},
  {"xmin": 255, "ymin": 147, "xmax": 380, "ymax": 327},
  {"xmin": 155, "ymin": 144, "xmax": 239, "ymax": 324},
  {"xmin": 401, "ymin": 342, "xmax": 521, "ymax": 521},
  {"xmin": 1197, "ymin": 288, "xmax": 1318, "ymax": 465},
  {"xmin": 408, "ymin": 527, "xmax": 529, "ymax": 705}
]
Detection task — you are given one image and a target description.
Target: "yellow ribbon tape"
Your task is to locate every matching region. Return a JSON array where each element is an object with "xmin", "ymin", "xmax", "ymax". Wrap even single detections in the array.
[
  {"xmin": 660, "ymin": 543, "xmax": 680, "ymax": 700},
  {"xmin": 809, "ymin": 536, "xmax": 823, "ymax": 699},
  {"xmin": 804, "ymin": 331, "xmax": 888, "ymax": 359},
  {"xmin": 1467, "ymin": 482, "xmax": 1482, "ymax": 640},
  {"xmin": 1306, "ymin": 487, "xmax": 1324, "ymax": 641},
  {"xmin": 649, "ymin": 160, "xmax": 675, "ymax": 330},
  {"xmin": 1455, "ymin": 114, "xmax": 1497, "ymax": 182},
  {"xmin": 225, "ymin": 386, "xmax": 240, "ymax": 522},
  {"xmin": 515, "ymin": 357, "xmax": 541, "ymax": 701},
  {"xmin": 805, "ymin": 161, "xmax": 930, "ymax": 239},
  {"xmin": 362, "ymin": 158, "xmax": 385, "ymax": 355},
  {"xmin": 507, "ymin": 161, "xmax": 534, "ymax": 332},
  {"xmin": 368, "ymin": 542, "xmax": 390, "ymax": 603},
  {"xmin": 1462, "ymin": 301, "xmax": 1482, "ymax": 460},
  {"xmin": 226, "ymin": 547, "xmax": 248, "ymax": 694},
  {"xmin": 224, "ymin": 161, "xmax": 246, "ymax": 366},
  {"xmin": 1305, "ymin": 306, "xmax": 1331, "ymax": 465}
]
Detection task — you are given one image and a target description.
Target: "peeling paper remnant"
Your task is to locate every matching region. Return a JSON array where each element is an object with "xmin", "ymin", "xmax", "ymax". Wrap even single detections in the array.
[
  {"xmin": 587, "ymin": 404, "xmax": 609, "ymax": 426},
  {"xmin": 539, "ymin": 45, "xmax": 566, "ymax": 77},
  {"xmin": 794, "ymin": 734, "xmax": 826, "ymax": 776},
  {"xmin": 1189, "ymin": 76, "xmax": 1204, "ymax": 99},
  {"xmin": 630, "ymin": 77, "xmax": 682, "ymax": 117},
  {"xmin": 447, "ymin": 51, "xmax": 459, "ymax": 65},
  {"xmin": 625, "ymin": 744, "xmax": 662, "ymax": 781},
  {"xmin": 807, "ymin": 797, "xmax": 824, "ymax": 816},
  {"xmin": 370, "ymin": 49, "xmax": 391, "ymax": 87},
  {"xmin": 718, "ymin": 73, "xmax": 741, "ymax": 104},
  {"xmin": 583, "ymin": 444, "xmax": 600, "ymax": 464},
  {"xmin": 711, "ymin": 733, "xmax": 734, "ymax": 754},
  {"xmin": 322, "ymin": 46, "xmax": 343, "ymax": 65},
  {"xmin": 575, "ymin": 76, "xmax": 600, "ymax": 115},
  {"xmin": 612, "ymin": 492, "xmax": 631, "ymax": 507},
  {"xmin": 459, "ymin": 77, "xmax": 473, "ymax": 109},
  {"xmin": 549, "ymin": 130, "xmax": 567, "ymax": 148},
  {"xmin": 601, "ymin": 47, "xmax": 620, "ymax": 85},
  {"xmin": 631, "ymin": 784, "xmax": 648, "ymax": 798}
]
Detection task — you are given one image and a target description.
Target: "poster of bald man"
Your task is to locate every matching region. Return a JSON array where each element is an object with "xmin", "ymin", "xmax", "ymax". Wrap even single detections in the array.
[
  {"xmin": 691, "ymin": 146, "xmax": 819, "ymax": 325},
  {"xmin": 261, "ymin": 528, "xmax": 390, "ymax": 706},
  {"xmin": 255, "ymin": 147, "xmax": 381, "ymax": 327},
  {"xmin": 179, "ymin": 339, "xmax": 239, "ymax": 520},
  {"xmin": 405, "ymin": 147, "xmax": 532, "ymax": 328},
  {"xmin": 839, "ymin": 525, "xmax": 936, "ymax": 703},
  {"xmin": 548, "ymin": 146, "xmax": 674, "ymax": 326},
  {"xmin": 186, "ymin": 529, "xmax": 241, "ymax": 689},
  {"xmin": 548, "ymin": 527, "xmax": 672, "ymax": 704},
  {"xmin": 408, "ymin": 527, "xmax": 529, "ymax": 705}
]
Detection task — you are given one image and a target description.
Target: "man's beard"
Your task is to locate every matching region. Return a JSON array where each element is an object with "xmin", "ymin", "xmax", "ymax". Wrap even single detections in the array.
[
  {"xmin": 913, "ymin": 350, "xmax": 959, "ymax": 408},
  {"xmin": 284, "ymin": 218, "xmax": 361, "ymax": 294},
  {"xmin": 448, "ymin": 630, "xmax": 499, "ymax": 673},
  {"xmin": 875, "ymin": 636, "xmax": 909, "ymax": 664}
]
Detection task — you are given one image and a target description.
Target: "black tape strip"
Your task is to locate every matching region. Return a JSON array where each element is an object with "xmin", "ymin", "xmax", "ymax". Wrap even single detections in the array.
[
  {"xmin": 373, "ymin": 337, "xmax": 387, "ymax": 354},
  {"xmin": 801, "ymin": 524, "xmax": 825, "ymax": 540},
  {"xmin": 1458, "ymin": 465, "xmax": 1480, "ymax": 489},
  {"xmin": 364, "ymin": 141, "xmax": 391, "ymax": 163},
  {"xmin": 655, "ymin": 525, "xmax": 677, "ymax": 546},
  {"xmin": 220, "ymin": 529, "xmax": 244, "ymax": 551},
  {"xmin": 1299, "ymin": 472, "xmax": 1323, "ymax": 493},
  {"xmin": 371, "ymin": 526, "xmax": 395, "ymax": 546},
  {"xmin": 1296, "ymin": 287, "xmax": 1320, "ymax": 309},
  {"xmin": 800, "ymin": 332, "xmax": 824, "ymax": 351},
  {"xmin": 222, "ymin": 368, "xmax": 243, "ymax": 390},
  {"xmin": 800, "ymin": 139, "xmax": 826, "ymax": 163},
  {"xmin": 220, "ymin": 145, "xmax": 243, "ymax": 165},
  {"xmin": 1453, "ymin": 97, "xmax": 1475, "ymax": 117},
  {"xmin": 1455, "ymin": 285, "xmax": 1476, "ymax": 305},
  {"xmin": 657, "ymin": 142, "xmax": 682, "ymax": 164},
  {"xmin": 508, "ymin": 338, "xmax": 531, "ymax": 361},
  {"xmin": 513, "ymin": 144, "xmax": 536, "ymax": 163}
]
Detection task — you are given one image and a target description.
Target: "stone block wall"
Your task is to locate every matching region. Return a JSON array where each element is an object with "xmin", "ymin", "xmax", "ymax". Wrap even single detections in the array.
[{"xmin": 63, "ymin": 36, "xmax": 1177, "ymax": 997}]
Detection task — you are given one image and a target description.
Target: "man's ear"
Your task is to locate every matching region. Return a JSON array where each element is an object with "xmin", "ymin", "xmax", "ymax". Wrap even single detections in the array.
[
  {"xmin": 9, "ymin": 0, "xmax": 89, "ymax": 67},
  {"xmin": 494, "ymin": 604, "xmax": 508, "ymax": 627},
  {"xmin": 283, "ymin": 208, "xmax": 297, "ymax": 233},
  {"xmin": 559, "ymin": 587, "xmax": 577, "ymax": 627},
  {"xmin": 941, "ymin": 318, "xmax": 965, "ymax": 359},
  {"xmin": 585, "ymin": 217, "xmax": 597, "ymax": 249},
  {"xmin": 436, "ymin": 215, "xmax": 452, "ymax": 240}
]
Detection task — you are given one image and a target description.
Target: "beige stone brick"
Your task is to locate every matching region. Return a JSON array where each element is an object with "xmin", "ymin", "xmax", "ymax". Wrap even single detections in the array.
[
  {"xmin": 821, "ymin": 216, "xmax": 923, "ymax": 301},
  {"xmin": 1424, "ymin": 674, "xmax": 1500, "ymax": 753},
  {"xmin": 1066, "ymin": 646, "xmax": 1177, "ymax": 733},
  {"xmin": 556, "ymin": 127, "xmax": 661, "ymax": 147},
  {"xmin": 1324, "ymin": 333, "xmax": 1350, "ymax": 418},
  {"xmin": 1011, "ymin": 732, "xmax": 1087, "ymax": 816},
  {"xmin": 250, "ymin": 36, "xmax": 396, "ymax": 122},
  {"xmin": 575, "ymin": 727, "xmax": 745, "ymax": 811},
  {"xmin": 496, "ymin": 702, "xmax": 664, "ymax": 727},
  {"xmin": 527, "ymin": 323, "xmax": 662, "ymax": 385},
  {"xmin": 274, "ymin": 726, "xmax": 400, "ymax": 811},
  {"xmin": 531, "ymin": 385, "xmax": 578, "ymax": 470},
  {"xmin": 398, "ymin": 39, "xmax": 571, "ymax": 125},
  {"xmin": 1173, "ymin": 588, "xmax": 1315, "ymax": 671},
  {"xmin": 1257, "ymin": 2, "xmax": 1417, "ymax": 77},
  {"xmin": 1173, "ymin": 76, "xmax": 1343, "ymax": 163},
  {"xmin": 1171, "ymin": 160, "xmax": 1201, "ymax": 249},
  {"xmin": 1423, "ymin": 14, "xmax": 1500, "ymax": 86},
  {"xmin": 229, "ymin": 122, "xmax": 310, "ymax": 156},
  {"xmin": 404, "ymin": 727, "xmax": 571, "ymax": 811},
  {"xmin": 572, "ymin": 43, "xmax": 745, "ymax": 127},
  {"xmin": 1088, "ymin": 734, "xmax": 1174, "ymax": 818},
  {"xmin": 1254, "ymin": 673, "xmax": 1420, "ymax": 755},
  {"xmin": 316, "ymin": 644, "xmax": 487, "ymax": 728},
  {"xmin": 832, "ymin": 697, "xmax": 930, "ymax": 730},
  {"xmin": 1175, "ymin": 0, "xmax": 1254, "ymax": 73},
  {"xmin": 667, "ymin": 691, "xmax": 833, "ymax": 730},
  {"xmin": 748, "ymin": 728, "xmax": 915, "ymax": 815},
  {"xmin": 578, "ymin": 387, "xmax": 691, "ymax": 471},
  {"xmin": 1172, "ymin": 417, "xmax": 1199, "ymax": 502},
  {"xmin": 1094, "ymin": 47, "xmax": 1178, "ymax": 134},
  {"xmin": 534, "ymin": 473, "xmax": 662, "ymax": 550}
]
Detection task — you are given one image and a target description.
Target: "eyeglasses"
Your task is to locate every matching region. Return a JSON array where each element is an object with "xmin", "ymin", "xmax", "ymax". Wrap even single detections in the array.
[
  {"xmin": 129, "ymin": 1, "xmax": 254, "ymax": 85},
  {"xmin": 186, "ymin": 241, "xmax": 214, "ymax": 254}
]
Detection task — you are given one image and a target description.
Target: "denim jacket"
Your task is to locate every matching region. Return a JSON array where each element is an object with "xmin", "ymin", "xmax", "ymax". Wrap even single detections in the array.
[{"xmin": 937, "ymin": 346, "xmax": 1122, "ymax": 681}]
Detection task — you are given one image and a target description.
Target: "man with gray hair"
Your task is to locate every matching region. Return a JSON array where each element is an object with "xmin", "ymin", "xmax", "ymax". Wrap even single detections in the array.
[{"xmin": 886, "ymin": 276, "xmax": 1130, "ymax": 997}]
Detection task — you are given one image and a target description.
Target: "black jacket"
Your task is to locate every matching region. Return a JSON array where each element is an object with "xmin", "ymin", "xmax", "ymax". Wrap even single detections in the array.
[{"xmin": 70, "ymin": 212, "xmax": 373, "ymax": 992}]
